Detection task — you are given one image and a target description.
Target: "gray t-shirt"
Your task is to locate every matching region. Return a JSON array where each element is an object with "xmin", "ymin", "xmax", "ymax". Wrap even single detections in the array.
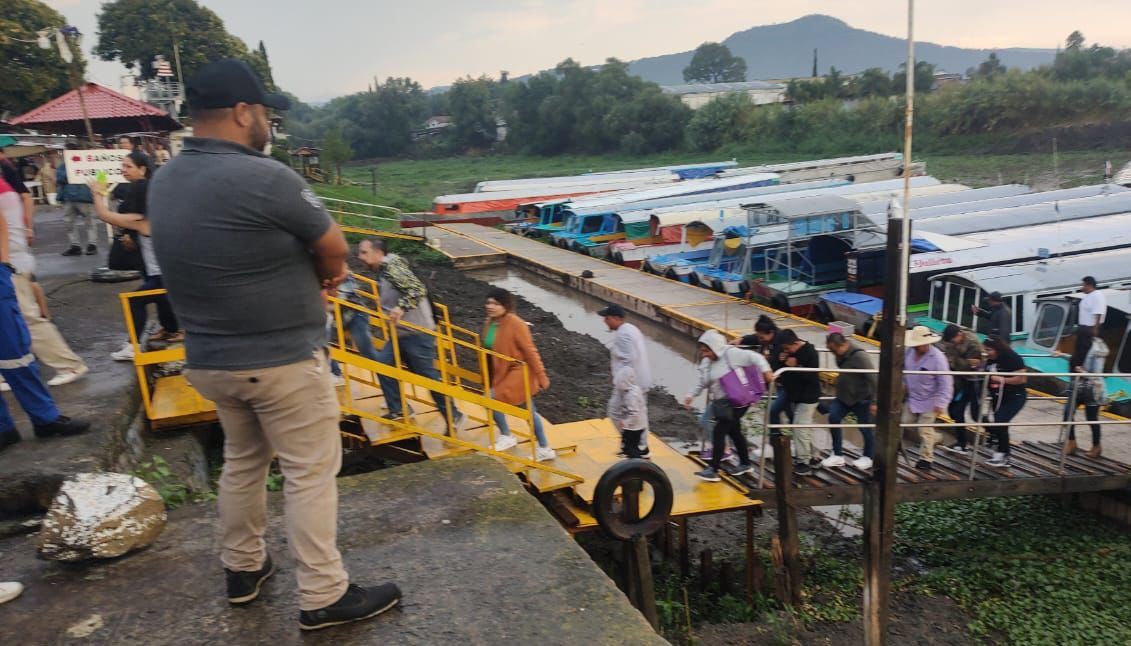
[{"xmin": 148, "ymin": 137, "xmax": 333, "ymax": 370}]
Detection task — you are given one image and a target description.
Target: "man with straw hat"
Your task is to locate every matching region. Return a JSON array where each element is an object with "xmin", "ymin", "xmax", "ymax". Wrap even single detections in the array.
[{"xmin": 903, "ymin": 325, "xmax": 952, "ymax": 471}]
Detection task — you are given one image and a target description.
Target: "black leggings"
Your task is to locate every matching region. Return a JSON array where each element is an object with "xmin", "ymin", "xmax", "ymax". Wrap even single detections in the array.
[
  {"xmin": 990, "ymin": 390, "xmax": 1027, "ymax": 455},
  {"xmin": 949, "ymin": 380, "xmax": 983, "ymax": 448},
  {"xmin": 710, "ymin": 405, "xmax": 750, "ymax": 470},
  {"xmin": 1064, "ymin": 403, "xmax": 1101, "ymax": 445}
]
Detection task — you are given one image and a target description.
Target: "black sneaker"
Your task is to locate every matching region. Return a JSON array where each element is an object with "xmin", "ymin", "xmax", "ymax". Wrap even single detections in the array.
[
  {"xmin": 694, "ymin": 467, "xmax": 721, "ymax": 482},
  {"xmin": 638, "ymin": 446, "xmax": 651, "ymax": 460},
  {"xmin": 33, "ymin": 416, "xmax": 91, "ymax": 439},
  {"xmin": 914, "ymin": 459, "xmax": 933, "ymax": 471},
  {"xmin": 0, "ymin": 429, "xmax": 21, "ymax": 452},
  {"xmin": 724, "ymin": 462, "xmax": 754, "ymax": 477},
  {"xmin": 943, "ymin": 443, "xmax": 970, "ymax": 455},
  {"xmin": 226, "ymin": 554, "xmax": 276, "ymax": 605},
  {"xmin": 61, "ymin": 245, "xmax": 81, "ymax": 256},
  {"xmin": 794, "ymin": 462, "xmax": 812, "ymax": 475},
  {"xmin": 299, "ymin": 583, "xmax": 401, "ymax": 631},
  {"xmin": 84, "ymin": 244, "xmax": 98, "ymax": 255},
  {"xmin": 809, "ymin": 457, "xmax": 823, "ymax": 470}
]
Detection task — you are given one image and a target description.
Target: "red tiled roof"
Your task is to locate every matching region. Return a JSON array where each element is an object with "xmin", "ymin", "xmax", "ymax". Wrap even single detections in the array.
[{"xmin": 11, "ymin": 83, "xmax": 171, "ymax": 125}]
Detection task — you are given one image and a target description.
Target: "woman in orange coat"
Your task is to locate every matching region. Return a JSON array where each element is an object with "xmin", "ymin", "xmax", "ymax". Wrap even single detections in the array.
[{"xmin": 483, "ymin": 287, "xmax": 555, "ymax": 461}]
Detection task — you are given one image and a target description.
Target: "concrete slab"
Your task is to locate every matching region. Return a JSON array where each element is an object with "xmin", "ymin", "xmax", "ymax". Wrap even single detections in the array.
[{"xmin": 0, "ymin": 456, "xmax": 668, "ymax": 645}]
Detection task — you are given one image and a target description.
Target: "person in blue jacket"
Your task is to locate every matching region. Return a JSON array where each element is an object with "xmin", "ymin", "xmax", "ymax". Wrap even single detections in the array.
[{"xmin": 55, "ymin": 155, "xmax": 100, "ymax": 256}]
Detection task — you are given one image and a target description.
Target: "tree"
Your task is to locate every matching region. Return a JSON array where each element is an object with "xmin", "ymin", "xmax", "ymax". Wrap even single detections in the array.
[
  {"xmin": 892, "ymin": 61, "xmax": 936, "ymax": 94},
  {"xmin": 855, "ymin": 67, "xmax": 893, "ymax": 97},
  {"xmin": 687, "ymin": 92, "xmax": 751, "ymax": 151},
  {"xmin": 0, "ymin": 0, "xmax": 84, "ymax": 115},
  {"xmin": 449, "ymin": 76, "xmax": 497, "ymax": 150},
  {"xmin": 972, "ymin": 52, "xmax": 1006, "ymax": 80},
  {"xmin": 1066, "ymin": 30, "xmax": 1085, "ymax": 51},
  {"xmin": 682, "ymin": 42, "xmax": 747, "ymax": 84},
  {"xmin": 321, "ymin": 127, "xmax": 352, "ymax": 184},
  {"xmin": 94, "ymin": 0, "xmax": 269, "ymax": 83}
]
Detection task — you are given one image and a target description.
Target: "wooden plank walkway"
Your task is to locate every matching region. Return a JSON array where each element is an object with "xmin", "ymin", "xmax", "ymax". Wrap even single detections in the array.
[
  {"xmin": 335, "ymin": 368, "xmax": 758, "ymax": 530},
  {"xmin": 403, "ymin": 225, "xmax": 507, "ymax": 269},
  {"xmin": 735, "ymin": 441, "xmax": 1131, "ymax": 506}
]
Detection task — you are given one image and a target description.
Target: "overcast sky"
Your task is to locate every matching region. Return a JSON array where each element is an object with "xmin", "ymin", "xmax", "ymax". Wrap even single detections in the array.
[{"xmin": 46, "ymin": 0, "xmax": 1131, "ymax": 103}]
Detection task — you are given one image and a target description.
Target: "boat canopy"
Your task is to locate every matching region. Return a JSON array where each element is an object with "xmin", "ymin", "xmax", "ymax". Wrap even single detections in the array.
[
  {"xmin": 931, "ymin": 247, "xmax": 1131, "ymax": 296},
  {"xmin": 914, "ymin": 192, "xmax": 1131, "ymax": 237}
]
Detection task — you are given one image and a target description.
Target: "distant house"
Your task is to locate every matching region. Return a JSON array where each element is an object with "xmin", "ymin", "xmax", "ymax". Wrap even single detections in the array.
[
  {"xmin": 661, "ymin": 81, "xmax": 788, "ymax": 110},
  {"xmin": 933, "ymin": 72, "xmax": 965, "ymax": 89},
  {"xmin": 425, "ymin": 115, "xmax": 452, "ymax": 130}
]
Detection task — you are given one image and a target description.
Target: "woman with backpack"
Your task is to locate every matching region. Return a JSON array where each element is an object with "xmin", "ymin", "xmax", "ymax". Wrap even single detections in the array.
[
  {"xmin": 1060, "ymin": 327, "xmax": 1108, "ymax": 458},
  {"xmin": 683, "ymin": 329, "xmax": 773, "ymax": 482}
]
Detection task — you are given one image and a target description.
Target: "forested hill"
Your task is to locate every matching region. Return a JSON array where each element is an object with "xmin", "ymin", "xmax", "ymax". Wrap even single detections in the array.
[{"xmin": 627, "ymin": 14, "xmax": 1056, "ymax": 84}]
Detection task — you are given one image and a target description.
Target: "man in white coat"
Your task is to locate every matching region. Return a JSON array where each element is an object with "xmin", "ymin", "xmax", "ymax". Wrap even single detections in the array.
[{"xmin": 599, "ymin": 304, "xmax": 653, "ymax": 455}]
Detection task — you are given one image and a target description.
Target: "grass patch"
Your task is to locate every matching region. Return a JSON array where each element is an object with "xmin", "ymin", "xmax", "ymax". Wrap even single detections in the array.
[
  {"xmin": 895, "ymin": 496, "xmax": 1131, "ymax": 645},
  {"xmin": 318, "ymin": 150, "xmax": 1122, "ymax": 215}
]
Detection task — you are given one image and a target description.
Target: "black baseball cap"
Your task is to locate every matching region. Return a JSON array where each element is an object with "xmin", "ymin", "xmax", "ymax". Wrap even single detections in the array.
[
  {"xmin": 597, "ymin": 304, "xmax": 626, "ymax": 317},
  {"xmin": 186, "ymin": 59, "xmax": 290, "ymax": 111},
  {"xmin": 987, "ymin": 291, "xmax": 1003, "ymax": 302}
]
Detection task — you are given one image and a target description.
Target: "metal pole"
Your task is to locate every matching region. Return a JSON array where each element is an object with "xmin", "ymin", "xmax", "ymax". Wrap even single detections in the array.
[
  {"xmin": 863, "ymin": 4, "xmax": 913, "ymax": 644},
  {"xmin": 172, "ymin": 36, "xmax": 185, "ymax": 87}
]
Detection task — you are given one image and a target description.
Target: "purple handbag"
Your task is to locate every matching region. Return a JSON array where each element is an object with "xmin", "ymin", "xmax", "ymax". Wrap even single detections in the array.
[{"xmin": 718, "ymin": 349, "xmax": 766, "ymax": 407}]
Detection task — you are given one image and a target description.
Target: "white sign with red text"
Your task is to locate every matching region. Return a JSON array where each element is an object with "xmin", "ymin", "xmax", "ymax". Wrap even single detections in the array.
[{"xmin": 64, "ymin": 149, "xmax": 130, "ymax": 184}]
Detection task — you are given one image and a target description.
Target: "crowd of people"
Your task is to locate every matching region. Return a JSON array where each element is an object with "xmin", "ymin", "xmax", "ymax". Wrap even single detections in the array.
[{"xmin": 0, "ymin": 57, "xmax": 1115, "ymax": 627}]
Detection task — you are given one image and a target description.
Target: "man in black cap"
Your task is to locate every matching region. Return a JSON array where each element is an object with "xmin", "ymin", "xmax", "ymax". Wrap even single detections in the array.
[
  {"xmin": 970, "ymin": 291, "xmax": 1012, "ymax": 339},
  {"xmin": 148, "ymin": 59, "xmax": 400, "ymax": 630}
]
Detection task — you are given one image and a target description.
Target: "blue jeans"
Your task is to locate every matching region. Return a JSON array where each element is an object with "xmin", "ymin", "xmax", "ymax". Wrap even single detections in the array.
[
  {"xmin": 769, "ymin": 388, "xmax": 793, "ymax": 429},
  {"xmin": 375, "ymin": 332, "xmax": 456, "ymax": 422},
  {"xmin": 491, "ymin": 389, "xmax": 548, "ymax": 448},
  {"xmin": 345, "ymin": 313, "xmax": 380, "ymax": 363},
  {"xmin": 828, "ymin": 398, "xmax": 874, "ymax": 458},
  {"xmin": 1, "ymin": 266, "xmax": 60, "ymax": 430}
]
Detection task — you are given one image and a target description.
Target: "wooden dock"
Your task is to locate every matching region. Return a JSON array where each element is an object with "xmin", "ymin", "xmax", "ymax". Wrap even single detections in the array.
[{"xmin": 735, "ymin": 441, "xmax": 1131, "ymax": 506}]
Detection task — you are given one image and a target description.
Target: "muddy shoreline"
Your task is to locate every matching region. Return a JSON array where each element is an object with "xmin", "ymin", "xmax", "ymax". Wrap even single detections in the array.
[{"xmin": 414, "ymin": 257, "xmax": 702, "ymax": 438}]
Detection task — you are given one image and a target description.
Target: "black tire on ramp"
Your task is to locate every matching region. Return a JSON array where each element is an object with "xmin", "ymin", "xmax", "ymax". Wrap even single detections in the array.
[{"xmin": 593, "ymin": 459, "xmax": 674, "ymax": 541}]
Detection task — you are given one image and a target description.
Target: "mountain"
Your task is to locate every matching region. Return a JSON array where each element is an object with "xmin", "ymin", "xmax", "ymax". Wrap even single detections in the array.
[{"xmin": 628, "ymin": 15, "xmax": 1057, "ymax": 84}]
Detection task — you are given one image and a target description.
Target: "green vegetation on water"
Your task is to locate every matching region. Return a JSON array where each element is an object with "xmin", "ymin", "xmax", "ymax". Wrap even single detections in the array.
[{"xmin": 895, "ymin": 496, "xmax": 1131, "ymax": 645}]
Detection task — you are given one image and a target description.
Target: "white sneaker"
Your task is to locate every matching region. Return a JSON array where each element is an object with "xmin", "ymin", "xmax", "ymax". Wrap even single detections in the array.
[
  {"xmin": 535, "ymin": 446, "xmax": 557, "ymax": 462},
  {"xmin": 111, "ymin": 343, "xmax": 135, "ymax": 362},
  {"xmin": 493, "ymin": 434, "xmax": 518, "ymax": 452},
  {"xmin": 331, "ymin": 373, "xmax": 346, "ymax": 387},
  {"xmin": 0, "ymin": 379, "xmax": 9, "ymax": 392},
  {"xmin": 47, "ymin": 365, "xmax": 89, "ymax": 387},
  {"xmin": 0, "ymin": 581, "xmax": 23, "ymax": 605},
  {"xmin": 821, "ymin": 454, "xmax": 847, "ymax": 468},
  {"xmin": 987, "ymin": 452, "xmax": 1011, "ymax": 468},
  {"xmin": 852, "ymin": 456, "xmax": 873, "ymax": 470}
]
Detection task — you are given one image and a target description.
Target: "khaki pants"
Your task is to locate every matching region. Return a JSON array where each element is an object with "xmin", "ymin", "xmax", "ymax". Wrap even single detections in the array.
[
  {"xmin": 185, "ymin": 352, "xmax": 348, "ymax": 611},
  {"xmin": 902, "ymin": 409, "xmax": 939, "ymax": 462},
  {"xmin": 13, "ymin": 273, "xmax": 85, "ymax": 372},
  {"xmin": 791, "ymin": 401, "xmax": 818, "ymax": 461},
  {"xmin": 63, "ymin": 201, "xmax": 99, "ymax": 247}
]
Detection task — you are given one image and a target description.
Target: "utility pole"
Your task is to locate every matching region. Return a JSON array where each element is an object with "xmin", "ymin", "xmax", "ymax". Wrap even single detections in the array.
[{"xmin": 862, "ymin": 2, "xmax": 914, "ymax": 644}]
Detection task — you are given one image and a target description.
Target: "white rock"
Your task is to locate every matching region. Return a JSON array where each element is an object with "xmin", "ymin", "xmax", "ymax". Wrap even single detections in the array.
[{"xmin": 37, "ymin": 473, "xmax": 167, "ymax": 562}]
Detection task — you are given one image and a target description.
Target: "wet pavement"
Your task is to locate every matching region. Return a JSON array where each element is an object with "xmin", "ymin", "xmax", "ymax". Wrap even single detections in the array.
[
  {"xmin": 0, "ymin": 205, "xmax": 140, "ymax": 514},
  {"xmin": 0, "ymin": 455, "xmax": 669, "ymax": 645}
]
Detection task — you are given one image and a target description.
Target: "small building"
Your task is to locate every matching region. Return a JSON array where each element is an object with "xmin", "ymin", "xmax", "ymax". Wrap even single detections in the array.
[
  {"xmin": 932, "ymin": 72, "xmax": 964, "ymax": 90},
  {"xmin": 661, "ymin": 81, "xmax": 788, "ymax": 110},
  {"xmin": 425, "ymin": 115, "xmax": 452, "ymax": 129}
]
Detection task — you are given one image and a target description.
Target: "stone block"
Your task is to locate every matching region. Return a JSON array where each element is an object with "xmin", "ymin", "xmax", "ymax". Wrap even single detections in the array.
[{"xmin": 37, "ymin": 473, "xmax": 166, "ymax": 562}]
